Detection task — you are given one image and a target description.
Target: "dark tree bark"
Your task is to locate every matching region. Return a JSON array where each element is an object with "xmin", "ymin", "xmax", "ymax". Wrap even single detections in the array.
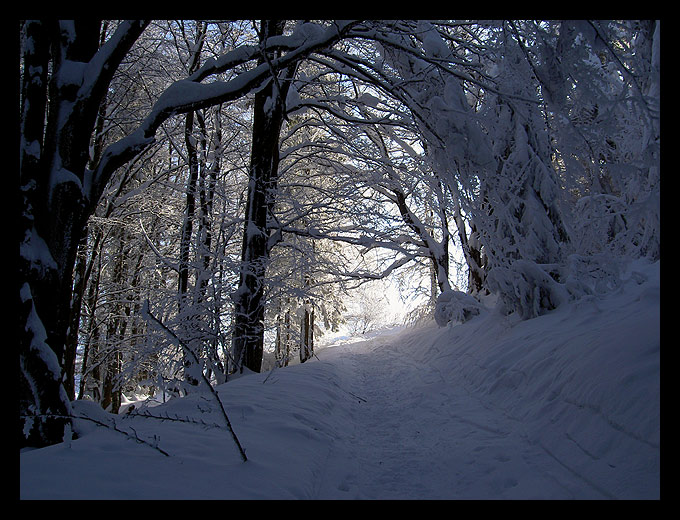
[
  {"xmin": 63, "ymin": 234, "xmax": 88, "ymax": 401},
  {"xmin": 299, "ymin": 271, "xmax": 314, "ymax": 363},
  {"xmin": 393, "ymin": 189, "xmax": 450, "ymax": 294},
  {"xmin": 197, "ymin": 105, "xmax": 226, "ymax": 384},
  {"xmin": 299, "ymin": 305, "xmax": 314, "ymax": 363},
  {"xmin": 275, "ymin": 299, "xmax": 292, "ymax": 367},
  {"xmin": 231, "ymin": 20, "xmax": 295, "ymax": 373},
  {"xmin": 77, "ymin": 232, "xmax": 104, "ymax": 400},
  {"xmin": 177, "ymin": 106, "xmax": 202, "ymax": 388},
  {"xmin": 177, "ymin": 22, "xmax": 207, "ymax": 388}
]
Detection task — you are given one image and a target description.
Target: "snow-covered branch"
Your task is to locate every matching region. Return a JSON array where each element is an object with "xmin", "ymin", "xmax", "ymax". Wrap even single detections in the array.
[{"xmin": 92, "ymin": 21, "xmax": 361, "ymax": 206}]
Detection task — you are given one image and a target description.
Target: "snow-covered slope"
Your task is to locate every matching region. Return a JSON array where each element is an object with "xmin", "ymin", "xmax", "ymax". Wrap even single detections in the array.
[{"xmin": 20, "ymin": 260, "xmax": 660, "ymax": 499}]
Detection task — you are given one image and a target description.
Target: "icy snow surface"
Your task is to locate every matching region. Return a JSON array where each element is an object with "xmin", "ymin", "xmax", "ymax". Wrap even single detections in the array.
[{"xmin": 20, "ymin": 260, "xmax": 660, "ymax": 500}]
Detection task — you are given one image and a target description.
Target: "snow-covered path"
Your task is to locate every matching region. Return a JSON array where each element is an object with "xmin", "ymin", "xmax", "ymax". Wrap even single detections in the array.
[{"xmin": 313, "ymin": 331, "xmax": 613, "ymax": 499}]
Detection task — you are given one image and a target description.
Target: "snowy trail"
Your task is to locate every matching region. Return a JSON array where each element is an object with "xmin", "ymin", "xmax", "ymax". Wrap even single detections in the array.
[{"xmin": 312, "ymin": 330, "xmax": 615, "ymax": 499}]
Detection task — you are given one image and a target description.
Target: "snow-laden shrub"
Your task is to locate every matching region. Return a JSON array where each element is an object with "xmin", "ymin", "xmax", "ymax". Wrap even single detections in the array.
[
  {"xmin": 486, "ymin": 260, "xmax": 570, "ymax": 320},
  {"xmin": 562, "ymin": 253, "xmax": 623, "ymax": 296},
  {"xmin": 484, "ymin": 255, "xmax": 634, "ymax": 321},
  {"xmin": 434, "ymin": 289, "xmax": 485, "ymax": 327}
]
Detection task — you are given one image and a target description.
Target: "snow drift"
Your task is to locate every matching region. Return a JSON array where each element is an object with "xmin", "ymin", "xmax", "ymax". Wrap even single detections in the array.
[{"xmin": 20, "ymin": 259, "xmax": 660, "ymax": 499}]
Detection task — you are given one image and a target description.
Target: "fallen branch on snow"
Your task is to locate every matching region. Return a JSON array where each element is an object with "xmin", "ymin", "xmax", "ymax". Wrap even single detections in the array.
[{"xmin": 21, "ymin": 412, "xmax": 170, "ymax": 457}]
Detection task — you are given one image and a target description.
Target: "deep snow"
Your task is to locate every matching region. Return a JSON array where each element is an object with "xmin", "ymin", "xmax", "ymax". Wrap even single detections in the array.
[{"xmin": 20, "ymin": 260, "xmax": 660, "ymax": 500}]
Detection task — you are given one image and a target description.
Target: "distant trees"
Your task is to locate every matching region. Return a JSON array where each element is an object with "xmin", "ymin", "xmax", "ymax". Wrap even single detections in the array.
[
  {"xmin": 20, "ymin": 19, "xmax": 659, "ymax": 448},
  {"xmin": 344, "ymin": 281, "xmax": 391, "ymax": 336}
]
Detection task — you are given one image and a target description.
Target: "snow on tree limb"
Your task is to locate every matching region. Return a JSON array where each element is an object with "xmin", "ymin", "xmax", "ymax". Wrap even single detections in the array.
[{"xmin": 91, "ymin": 21, "xmax": 360, "ymax": 207}]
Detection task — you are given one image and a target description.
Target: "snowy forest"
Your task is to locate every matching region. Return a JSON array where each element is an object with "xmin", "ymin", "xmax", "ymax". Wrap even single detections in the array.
[{"xmin": 19, "ymin": 20, "xmax": 659, "ymax": 499}]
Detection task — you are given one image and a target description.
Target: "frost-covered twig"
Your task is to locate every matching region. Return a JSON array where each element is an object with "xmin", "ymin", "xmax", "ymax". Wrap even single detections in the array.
[{"xmin": 141, "ymin": 300, "xmax": 248, "ymax": 462}]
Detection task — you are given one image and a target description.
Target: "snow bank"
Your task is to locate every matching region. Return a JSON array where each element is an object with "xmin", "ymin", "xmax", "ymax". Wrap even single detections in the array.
[
  {"xmin": 424, "ymin": 259, "xmax": 660, "ymax": 498},
  {"xmin": 21, "ymin": 346, "xmax": 364, "ymax": 499}
]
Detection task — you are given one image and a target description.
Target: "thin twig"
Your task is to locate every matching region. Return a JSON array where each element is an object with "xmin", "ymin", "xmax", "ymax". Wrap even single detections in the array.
[
  {"xmin": 125, "ymin": 409, "xmax": 224, "ymax": 431},
  {"xmin": 312, "ymin": 352, "xmax": 368, "ymax": 402},
  {"xmin": 21, "ymin": 413, "xmax": 170, "ymax": 457}
]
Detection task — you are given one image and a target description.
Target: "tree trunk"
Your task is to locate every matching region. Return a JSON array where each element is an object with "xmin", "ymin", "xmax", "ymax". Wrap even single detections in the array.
[
  {"xmin": 197, "ymin": 105, "xmax": 225, "ymax": 384},
  {"xmin": 63, "ymin": 233, "xmax": 87, "ymax": 401},
  {"xmin": 178, "ymin": 107, "xmax": 202, "ymax": 388},
  {"xmin": 300, "ymin": 304, "xmax": 314, "ymax": 363},
  {"xmin": 177, "ymin": 22, "xmax": 208, "ymax": 389},
  {"xmin": 19, "ymin": 20, "xmax": 99, "ymax": 447},
  {"xmin": 283, "ymin": 306, "xmax": 291, "ymax": 367},
  {"xmin": 232, "ymin": 20, "xmax": 293, "ymax": 373},
  {"xmin": 78, "ymin": 244, "xmax": 103, "ymax": 400},
  {"xmin": 299, "ymin": 270, "xmax": 314, "ymax": 363},
  {"xmin": 393, "ymin": 189, "xmax": 451, "ymax": 294}
]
